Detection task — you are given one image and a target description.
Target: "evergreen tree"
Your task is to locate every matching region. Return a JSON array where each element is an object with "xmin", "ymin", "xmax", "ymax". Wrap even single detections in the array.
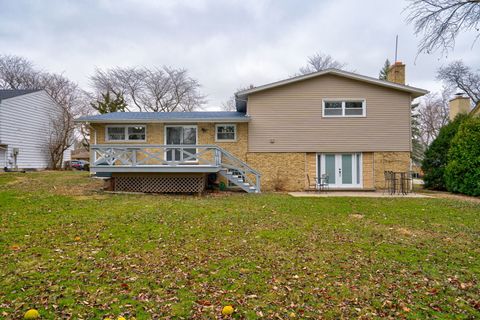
[
  {"xmin": 379, "ymin": 59, "xmax": 391, "ymax": 80},
  {"xmin": 421, "ymin": 114, "xmax": 468, "ymax": 190},
  {"xmin": 91, "ymin": 91, "xmax": 127, "ymax": 114}
]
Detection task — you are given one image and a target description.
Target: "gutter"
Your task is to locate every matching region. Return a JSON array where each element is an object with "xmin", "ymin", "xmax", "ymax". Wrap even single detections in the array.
[{"xmin": 74, "ymin": 117, "xmax": 251, "ymax": 124}]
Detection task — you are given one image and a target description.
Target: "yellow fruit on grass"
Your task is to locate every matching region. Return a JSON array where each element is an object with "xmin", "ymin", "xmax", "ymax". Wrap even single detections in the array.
[
  {"xmin": 117, "ymin": 317, "xmax": 126, "ymax": 320},
  {"xmin": 24, "ymin": 309, "xmax": 40, "ymax": 319},
  {"xmin": 222, "ymin": 305, "xmax": 234, "ymax": 315},
  {"xmin": 289, "ymin": 312, "xmax": 296, "ymax": 318},
  {"xmin": 104, "ymin": 318, "xmax": 112, "ymax": 320}
]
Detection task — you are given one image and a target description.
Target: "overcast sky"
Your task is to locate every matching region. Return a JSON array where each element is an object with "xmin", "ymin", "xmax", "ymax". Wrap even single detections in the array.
[{"xmin": 1, "ymin": 0, "xmax": 479, "ymax": 110}]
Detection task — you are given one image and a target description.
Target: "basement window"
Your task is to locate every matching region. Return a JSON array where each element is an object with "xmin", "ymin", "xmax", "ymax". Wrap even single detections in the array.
[
  {"xmin": 323, "ymin": 99, "xmax": 366, "ymax": 117},
  {"xmin": 216, "ymin": 124, "xmax": 237, "ymax": 142},
  {"xmin": 106, "ymin": 125, "xmax": 146, "ymax": 141}
]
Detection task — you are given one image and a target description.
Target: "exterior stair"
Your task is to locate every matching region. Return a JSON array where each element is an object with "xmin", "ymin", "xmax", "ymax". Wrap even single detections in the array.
[{"xmin": 219, "ymin": 169, "xmax": 259, "ymax": 193}]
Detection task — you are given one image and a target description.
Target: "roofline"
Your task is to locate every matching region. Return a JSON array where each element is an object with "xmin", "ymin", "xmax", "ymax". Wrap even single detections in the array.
[
  {"xmin": 0, "ymin": 89, "xmax": 43, "ymax": 102},
  {"xmin": 235, "ymin": 68, "xmax": 429, "ymax": 98},
  {"xmin": 470, "ymin": 102, "xmax": 480, "ymax": 115},
  {"xmin": 74, "ymin": 117, "xmax": 251, "ymax": 124}
]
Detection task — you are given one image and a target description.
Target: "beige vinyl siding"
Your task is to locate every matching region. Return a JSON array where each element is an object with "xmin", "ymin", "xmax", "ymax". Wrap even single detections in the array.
[{"xmin": 247, "ymin": 74, "xmax": 412, "ymax": 152}]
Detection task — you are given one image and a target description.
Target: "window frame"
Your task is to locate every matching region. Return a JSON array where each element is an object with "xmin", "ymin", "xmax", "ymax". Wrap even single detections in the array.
[
  {"xmin": 215, "ymin": 124, "xmax": 237, "ymax": 142},
  {"xmin": 322, "ymin": 99, "xmax": 367, "ymax": 118},
  {"xmin": 105, "ymin": 125, "xmax": 147, "ymax": 142}
]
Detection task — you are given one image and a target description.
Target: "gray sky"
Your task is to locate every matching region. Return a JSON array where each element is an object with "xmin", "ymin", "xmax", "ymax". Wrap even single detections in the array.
[{"xmin": 1, "ymin": 0, "xmax": 479, "ymax": 110}]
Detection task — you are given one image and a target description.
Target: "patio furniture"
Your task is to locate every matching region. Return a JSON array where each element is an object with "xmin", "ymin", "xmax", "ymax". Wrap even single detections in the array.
[
  {"xmin": 384, "ymin": 171, "xmax": 411, "ymax": 195},
  {"xmin": 317, "ymin": 174, "xmax": 329, "ymax": 192}
]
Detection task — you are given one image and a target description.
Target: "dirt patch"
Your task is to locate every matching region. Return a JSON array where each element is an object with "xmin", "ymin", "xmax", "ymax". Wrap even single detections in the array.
[{"xmin": 349, "ymin": 213, "xmax": 364, "ymax": 219}]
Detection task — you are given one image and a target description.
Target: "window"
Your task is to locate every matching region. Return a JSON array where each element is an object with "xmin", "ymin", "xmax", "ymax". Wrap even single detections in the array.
[
  {"xmin": 216, "ymin": 124, "xmax": 236, "ymax": 141},
  {"xmin": 106, "ymin": 125, "xmax": 146, "ymax": 141},
  {"xmin": 323, "ymin": 100, "xmax": 366, "ymax": 117}
]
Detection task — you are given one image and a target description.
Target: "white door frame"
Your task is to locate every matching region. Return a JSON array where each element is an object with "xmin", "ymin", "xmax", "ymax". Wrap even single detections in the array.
[
  {"xmin": 317, "ymin": 153, "xmax": 363, "ymax": 188},
  {"xmin": 164, "ymin": 125, "xmax": 198, "ymax": 162}
]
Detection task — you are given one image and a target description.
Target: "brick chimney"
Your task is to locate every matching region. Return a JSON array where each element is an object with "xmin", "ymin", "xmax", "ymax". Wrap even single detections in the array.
[
  {"xmin": 387, "ymin": 61, "xmax": 405, "ymax": 85},
  {"xmin": 449, "ymin": 93, "xmax": 471, "ymax": 121}
]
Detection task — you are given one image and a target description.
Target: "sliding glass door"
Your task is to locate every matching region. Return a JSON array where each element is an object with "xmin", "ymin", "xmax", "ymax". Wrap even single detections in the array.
[
  {"xmin": 318, "ymin": 153, "xmax": 362, "ymax": 188},
  {"xmin": 165, "ymin": 125, "xmax": 197, "ymax": 162}
]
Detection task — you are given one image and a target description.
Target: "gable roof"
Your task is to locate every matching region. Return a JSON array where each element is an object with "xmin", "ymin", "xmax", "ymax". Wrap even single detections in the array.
[
  {"xmin": 0, "ymin": 89, "xmax": 42, "ymax": 102},
  {"xmin": 235, "ymin": 68, "xmax": 428, "ymax": 99},
  {"xmin": 75, "ymin": 111, "xmax": 250, "ymax": 123}
]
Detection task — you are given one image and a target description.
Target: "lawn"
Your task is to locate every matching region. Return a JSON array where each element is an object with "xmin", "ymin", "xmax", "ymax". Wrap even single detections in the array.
[{"xmin": 0, "ymin": 171, "xmax": 479, "ymax": 319}]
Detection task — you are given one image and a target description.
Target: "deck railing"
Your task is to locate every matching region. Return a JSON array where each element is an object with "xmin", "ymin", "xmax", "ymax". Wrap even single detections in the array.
[{"xmin": 90, "ymin": 144, "xmax": 261, "ymax": 192}]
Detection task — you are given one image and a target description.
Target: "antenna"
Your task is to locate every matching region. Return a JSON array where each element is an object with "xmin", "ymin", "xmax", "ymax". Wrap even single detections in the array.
[{"xmin": 394, "ymin": 35, "xmax": 398, "ymax": 62}]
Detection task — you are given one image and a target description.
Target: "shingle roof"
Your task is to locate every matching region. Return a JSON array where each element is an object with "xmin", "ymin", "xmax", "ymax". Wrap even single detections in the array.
[
  {"xmin": 75, "ymin": 111, "xmax": 250, "ymax": 123},
  {"xmin": 0, "ymin": 89, "xmax": 42, "ymax": 101}
]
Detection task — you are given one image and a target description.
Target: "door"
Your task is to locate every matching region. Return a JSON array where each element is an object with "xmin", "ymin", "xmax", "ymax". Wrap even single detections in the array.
[
  {"xmin": 318, "ymin": 153, "xmax": 362, "ymax": 188},
  {"xmin": 165, "ymin": 126, "xmax": 197, "ymax": 162}
]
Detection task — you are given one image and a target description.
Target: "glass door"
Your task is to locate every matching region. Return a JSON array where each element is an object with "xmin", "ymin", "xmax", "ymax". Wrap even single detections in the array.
[
  {"xmin": 318, "ymin": 153, "xmax": 362, "ymax": 188},
  {"xmin": 165, "ymin": 126, "xmax": 197, "ymax": 162}
]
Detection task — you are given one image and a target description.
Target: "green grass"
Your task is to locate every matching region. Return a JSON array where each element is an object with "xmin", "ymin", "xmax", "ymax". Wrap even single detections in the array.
[{"xmin": 0, "ymin": 171, "xmax": 479, "ymax": 319}]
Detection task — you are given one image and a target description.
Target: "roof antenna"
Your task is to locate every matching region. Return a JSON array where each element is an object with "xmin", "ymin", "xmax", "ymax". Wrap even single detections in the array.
[{"xmin": 394, "ymin": 35, "xmax": 398, "ymax": 62}]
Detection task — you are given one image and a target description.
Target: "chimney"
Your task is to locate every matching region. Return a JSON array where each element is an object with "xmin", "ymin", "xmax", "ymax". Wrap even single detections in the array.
[
  {"xmin": 449, "ymin": 93, "xmax": 471, "ymax": 121},
  {"xmin": 387, "ymin": 61, "xmax": 405, "ymax": 85}
]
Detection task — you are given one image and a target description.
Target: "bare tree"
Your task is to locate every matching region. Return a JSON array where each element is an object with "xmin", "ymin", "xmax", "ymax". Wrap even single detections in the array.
[
  {"xmin": 90, "ymin": 66, "xmax": 206, "ymax": 112},
  {"xmin": 405, "ymin": 0, "xmax": 480, "ymax": 55},
  {"xmin": 437, "ymin": 60, "xmax": 480, "ymax": 105},
  {"xmin": 416, "ymin": 87, "xmax": 452, "ymax": 146},
  {"xmin": 220, "ymin": 85, "xmax": 255, "ymax": 111},
  {"xmin": 0, "ymin": 54, "xmax": 88, "ymax": 169},
  {"xmin": 0, "ymin": 54, "xmax": 41, "ymax": 89},
  {"xmin": 298, "ymin": 52, "xmax": 347, "ymax": 75}
]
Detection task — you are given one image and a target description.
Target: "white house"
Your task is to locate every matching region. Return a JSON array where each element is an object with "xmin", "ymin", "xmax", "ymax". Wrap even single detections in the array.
[{"xmin": 0, "ymin": 89, "xmax": 71, "ymax": 170}]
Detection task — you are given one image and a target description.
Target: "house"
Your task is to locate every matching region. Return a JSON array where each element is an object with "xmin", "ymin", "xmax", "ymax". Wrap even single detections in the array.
[
  {"xmin": 75, "ymin": 62, "xmax": 428, "ymax": 193},
  {"xmin": 449, "ymin": 94, "xmax": 480, "ymax": 120},
  {"xmin": 0, "ymin": 89, "xmax": 71, "ymax": 170}
]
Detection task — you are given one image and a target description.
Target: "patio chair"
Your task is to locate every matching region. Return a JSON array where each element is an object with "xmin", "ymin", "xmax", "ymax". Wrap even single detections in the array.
[{"xmin": 318, "ymin": 174, "xmax": 329, "ymax": 192}]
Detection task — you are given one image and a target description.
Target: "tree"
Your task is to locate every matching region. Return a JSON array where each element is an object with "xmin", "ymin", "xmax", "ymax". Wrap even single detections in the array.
[
  {"xmin": 437, "ymin": 61, "xmax": 480, "ymax": 106},
  {"xmin": 422, "ymin": 113, "xmax": 468, "ymax": 190},
  {"xmin": 220, "ymin": 85, "xmax": 254, "ymax": 111},
  {"xmin": 91, "ymin": 91, "xmax": 127, "ymax": 114},
  {"xmin": 90, "ymin": 66, "xmax": 206, "ymax": 112},
  {"xmin": 405, "ymin": 0, "xmax": 480, "ymax": 55},
  {"xmin": 445, "ymin": 116, "xmax": 480, "ymax": 196},
  {"xmin": 379, "ymin": 59, "xmax": 391, "ymax": 80},
  {"xmin": 0, "ymin": 54, "xmax": 87, "ymax": 169},
  {"xmin": 411, "ymin": 102, "xmax": 424, "ymax": 165},
  {"xmin": 416, "ymin": 87, "xmax": 452, "ymax": 146},
  {"xmin": 298, "ymin": 52, "xmax": 347, "ymax": 75}
]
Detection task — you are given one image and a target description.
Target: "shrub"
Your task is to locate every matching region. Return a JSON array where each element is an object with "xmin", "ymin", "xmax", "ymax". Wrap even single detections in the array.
[
  {"xmin": 422, "ymin": 114, "xmax": 468, "ymax": 190},
  {"xmin": 445, "ymin": 116, "xmax": 480, "ymax": 196}
]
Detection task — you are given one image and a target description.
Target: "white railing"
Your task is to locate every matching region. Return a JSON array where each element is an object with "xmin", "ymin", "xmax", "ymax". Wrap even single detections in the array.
[{"xmin": 90, "ymin": 144, "xmax": 261, "ymax": 192}]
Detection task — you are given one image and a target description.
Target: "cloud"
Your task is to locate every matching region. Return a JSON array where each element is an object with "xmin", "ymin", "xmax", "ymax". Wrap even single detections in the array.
[{"xmin": 0, "ymin": 0, "xmax": 478, "ymax": 109}]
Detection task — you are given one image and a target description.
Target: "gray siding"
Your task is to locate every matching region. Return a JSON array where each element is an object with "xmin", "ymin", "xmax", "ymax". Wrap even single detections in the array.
[
  {"xmin": 0, "ymin": 91, "xmax": 60, "ymax": 169},
  {"xmin": 247, "ymin": 74, "xmax": 412, "ymax": 152}
]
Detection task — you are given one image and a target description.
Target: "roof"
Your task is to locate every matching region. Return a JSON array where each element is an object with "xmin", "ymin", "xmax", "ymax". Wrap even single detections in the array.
[
  {"xmin": 470, "ymin": 102, "xmax": 480, "ymax": 116},
  {"xmin": 0, "ymin": 89, "xmax": 42, "ymax": 102},
  {"xmin": 235, "ymin": 68, "xmax": 429, "ymax": 99},
  {"xmin": 75, "ymin": 111, "xmax": 250, "ymax": 123}
]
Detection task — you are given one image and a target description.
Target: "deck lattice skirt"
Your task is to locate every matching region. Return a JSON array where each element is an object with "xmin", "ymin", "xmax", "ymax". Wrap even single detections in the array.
[{"xmin": 114, "ymin": 175, "xmax": 205, "ymax": 193}]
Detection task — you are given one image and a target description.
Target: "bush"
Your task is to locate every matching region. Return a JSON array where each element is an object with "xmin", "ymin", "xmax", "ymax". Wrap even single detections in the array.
[
  {"xmin": 422, "ymin": 114, "xmax": 467, "ymax": 190},
  {"xmin": 445, "ymin": 116, "xmax": 480, "ymax": 196}
]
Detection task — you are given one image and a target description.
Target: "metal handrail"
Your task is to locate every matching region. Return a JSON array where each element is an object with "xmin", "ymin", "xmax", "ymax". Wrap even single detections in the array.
[{"xmin": 90, "ymin": 144, "xmax": 261, "ymax": 192}]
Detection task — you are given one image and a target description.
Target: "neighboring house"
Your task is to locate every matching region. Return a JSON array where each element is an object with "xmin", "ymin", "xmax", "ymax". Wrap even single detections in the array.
[
  {"xmin": 449, "ymin": 94, "xmax": 480, "ymax": 120},
  {"xmin": 0, "ymin": 89, "xmax": 71, "ymax": 170},
  {"xmin": 76, "ymin": 62, "xmax": 428, "ymax": 193}
]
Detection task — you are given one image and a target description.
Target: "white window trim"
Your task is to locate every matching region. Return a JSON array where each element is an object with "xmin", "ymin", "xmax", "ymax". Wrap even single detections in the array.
[
  {"xmin": 322, "ymin": 99, "xmax": 367, "ymax": 118},
  {"xmin": 164, "ymin": 125, "xmax": 198, "ymax": 163},
  {"xmin": 215, "ymin": 124, "xmax": 237, "ymax": 142},
  {"xmin": 105, "ymin": 125, "xmax": 147, "ymax": 142}
]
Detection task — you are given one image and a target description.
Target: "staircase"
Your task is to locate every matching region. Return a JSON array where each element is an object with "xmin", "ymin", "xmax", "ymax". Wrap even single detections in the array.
[
  {"xmin": 219, "ymin": 169, "xmax": 259, "ymax": 193},
  {"xmin": 216, "ymin": 148, "xmax": 261, "ymax": 193}
]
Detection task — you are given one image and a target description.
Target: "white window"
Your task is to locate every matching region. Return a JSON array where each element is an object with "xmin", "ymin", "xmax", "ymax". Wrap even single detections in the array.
[
  {"xmin": 215, "ymin": 124, "xmax": 237, "ymax": 141},
  {"xmin": 322, "ymin": 99, "xmax": 366, "ymax": 117},
  {"xmin": 106, "ymin": 125, "xmax": 146, "ymax": 141}
]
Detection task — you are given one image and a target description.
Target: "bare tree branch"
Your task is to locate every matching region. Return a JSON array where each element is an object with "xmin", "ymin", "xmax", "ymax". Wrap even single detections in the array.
[
  {"xmin": 437, "ymin": 60, "xmax": 480, "ymax": 105},
  {"xmin": 405, "ymin": 0, "xmax": 480, "ymax": 55},
  {"xmin": 90, "ymin": 66, "xmax": 206, "ymax": 112},
  {"xmin": 298, "ymin": 52, "xmax": 347, "ymax": 75}
]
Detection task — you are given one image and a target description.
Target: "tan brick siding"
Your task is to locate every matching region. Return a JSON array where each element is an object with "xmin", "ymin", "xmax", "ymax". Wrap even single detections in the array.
[
  {"xmin": 363, "ymin": 152, "xmax": 374, "ymax": 189},
  {"xmin": 246, "ymin": 152, "xmax": 305, "ymax": 191},
  {"xmin": 373, "ymin": 151, "xmax": 411, "ymax": 189}
]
